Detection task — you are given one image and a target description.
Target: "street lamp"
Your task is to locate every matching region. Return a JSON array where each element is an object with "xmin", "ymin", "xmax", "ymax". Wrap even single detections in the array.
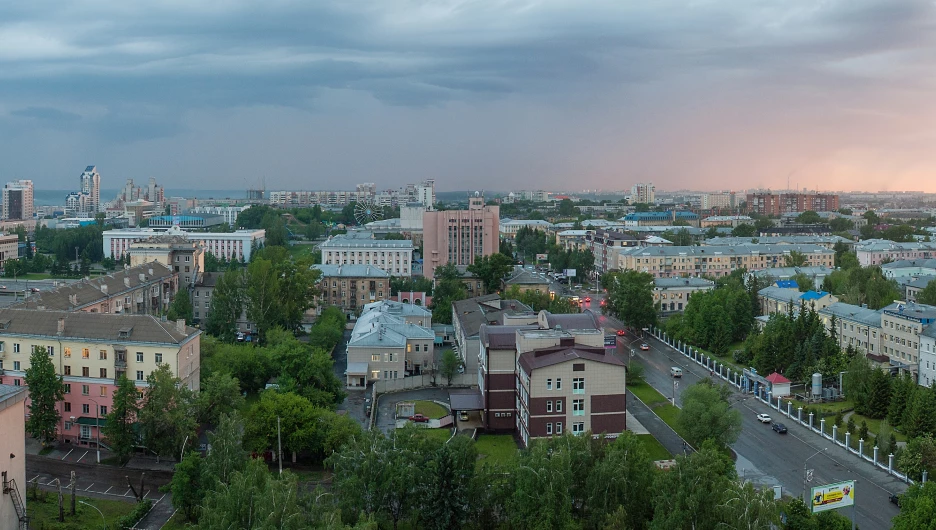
[
  {"xmin": 86, "ymin": 397, "xmax": 102, "ymax": 463},
  {"xmin": 803, "ymin": 448, "xmax": 828, "ymax": 505},
  {"xmin": 672, "ymin": 379, "xmax": 679, "ymax": 405},
  {"xmin": 78, "ymin": 500, "xmax": 106, "ymax": 530}
]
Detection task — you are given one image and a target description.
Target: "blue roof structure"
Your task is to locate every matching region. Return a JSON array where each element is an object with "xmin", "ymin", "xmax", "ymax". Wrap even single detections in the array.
[
  {"xmin": 800, "ymin": 291, "xmax": 829, "ymax": 301},
  {"xmin": 621, "ymin": 211, "xmax": 699, "ymax": 221},
  {"xmin": 775, "ymin": 280, "xmax": 799, "ymax": 289}
]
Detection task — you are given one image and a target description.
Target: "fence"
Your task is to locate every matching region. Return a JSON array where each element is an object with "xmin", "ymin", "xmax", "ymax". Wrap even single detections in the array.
[
  {"xmin": 372, "ymin": 372, "xmax": 475, "ymax": 394},
  {"xmin": 649, "ymin": 325, "xmax": 918, "ymax": 486}
]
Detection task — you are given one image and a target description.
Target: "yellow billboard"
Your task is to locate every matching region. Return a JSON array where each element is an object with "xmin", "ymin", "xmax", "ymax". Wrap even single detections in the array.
[{"xmin": 810, "ymin": 480, "xmax": 855, "ymax": 513}]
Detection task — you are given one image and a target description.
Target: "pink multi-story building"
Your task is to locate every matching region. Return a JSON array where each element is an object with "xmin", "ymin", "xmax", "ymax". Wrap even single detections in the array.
[
  {"xmin": 422, "ymin": 193, "xmax": 499, "ymax": 280},
  {"xmin": 856, "ymin": 240, "xmax": 936, "ymax": 267},
  {"xmin": 0, "ymin": 309, "xmax": 200, "ymax": 448}
]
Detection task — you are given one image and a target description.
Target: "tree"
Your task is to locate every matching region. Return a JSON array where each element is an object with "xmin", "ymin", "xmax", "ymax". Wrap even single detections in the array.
[
  {"xmin": 138, "ymin": 364, "xmax": 197, "ymax": 462},
  {"xmin": 791, "ymin": 272, "xmax": 815, "ymax": 292},
  {"xmin": 605, "ymin": 270, "xmax": 657, "ymax": 331},
  {"xmin": 205, "ymin": 268, "xmax": 246, "ymax": 341},
  {"xmin": 784, "ymin": 250, "xmax": 807, "ymax": 267},
  {"xmin": 919, "ymin": 279, "xmax": 936, "ymax": 306},
  {"xmin": 440, "ymin": 349, "xmax": 461, "ymax": 386},
  {"xmin": 203, "ymin": 412, "xmax": 249, "ymax": 487},
  {"xmin": 466, "ymin": 253, "xmax": 514, "ymax": 294},
  {"xmin": 171, "ymin": 452, "xmax": 206, "ymax": 522},
  {"xmin": 507, "ymin": 434, "xmax": 578, "ymax": 529},
  {"xmin": 199, "ymin": 458, "xmax": 305, "ymax": 530},
  {"xmin": 430, "ymin": 264, "xmax": 468, "ymax": 325},
  {"xmin": 166, "ymin": 289, "xmax": 194, "ymax": 324},
  {"xmin": 892, "ymin": 481, "xmax": 936, "ymax": 530},
  {"xmin": 797, "ymin": 211, "xmax": 822, "ymax": 225},
  {"xmin": 421, "ymin": 435, "xmax": 477, "ymax": 530},
  {"xmin": 731, "ymin": 223, "xmax": 756, "ymax": 237},
  {"xmin": 24, "ymin": 346, "xmax": 65, "ymax": 445},
  {"xmin": 585, "ymin": 432, "xmax": 656, "ymax": 529},
  {"xmin": 102, "ymin": 376, "xmax": 140, "ymax": 460},
  {"xmin": 677, "ymin": 381, "xmax": 742, "ymax": 449},
  {"xmin": 557, "ymin": 199, "xmax": 578, "ymax": 217},
  {"xmin": 196, "ymin": 372, "xmax": 245, "ymax": 425},
  {"xmin": 650, "ymin": 441, "xmax": 736, "ymax": 530},
  {"xmin": 865, "ymin": 368, "xmax": 893, "ymax": 419},
  {"xmin": 844, "ymin": 354, "xmax": 873, "ymax": 415}
]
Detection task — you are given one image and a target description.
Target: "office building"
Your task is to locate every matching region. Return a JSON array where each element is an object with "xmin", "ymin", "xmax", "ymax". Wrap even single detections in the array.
[
  {"xmin": 0, "ymin": 235, "xmax": 19, "ymax": 271},
  {"xmin": 188, "ymin": 205, "xmax": 252, "ymax": 226},
  {"xmin": 319, "ymin": 232, "xmax": 414, "ymax": 277},
  {"xmin": 819, "ymin": 302, "xmax": 884, "ymax": 358},
  {"xmin": 880, "ymin": 302, "xmax": 936, "ymax": 377},
  {"xmin": 2, "ymin": 180, "xmax": 34, "ymax": 220},
  {"xmin": 919, "ymin": 325, "xmax": 936, "ymax": 388},
  {"xmin": 422, "ymin": 193, "xmax": 499, "ymax": 280},
  {"xmin": 745, "ymin": 191, "xmax": 839, "ymax": 216},
  {"xmin": 103, "ymin": 226, "xmax": 265, "ymax": 262}
]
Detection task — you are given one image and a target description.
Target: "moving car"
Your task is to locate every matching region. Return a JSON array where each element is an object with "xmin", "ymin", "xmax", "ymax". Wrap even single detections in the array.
[
  {"xmin": 30, "ymin": 287, "xmax": 40, "ymax": 292},
  {"xmin": 670, "ymin": 367, "xmax": 683, "ymax": 378},
  {"xmin": 756, "ymin": 413, "xmax": 772, "ymax": 424},
  {"xmin": 890, "ymin": 493, "xmax": 900, "ymax": 507},
  {"xmin": 584, "ymin": 297, "xmax": 591, "ymax": 303},
  {"xmin": 616, "ymin": 329, "xmax": 625, "ymax": 336},
  {"xmin": 408, "ymin": 414, "xmax": 430, "ymax": 423},
  {"xmin": 640, "ymin": 343, "xmax": 650, "ymax": 351},
  {"xmin": 772, "ymin": 423, "xmax": 788, "ymax": 434}
]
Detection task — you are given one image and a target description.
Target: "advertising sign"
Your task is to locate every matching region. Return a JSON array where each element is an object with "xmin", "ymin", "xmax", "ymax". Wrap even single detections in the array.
[
  {"xmin": 535, "ymin": 253, "xmax": 548, "ymax": 261},
  {"xmin": 563, "ymin": 269, "xmax": 577, "ymax": 278},
  {"xmin": 604, "ymin": 335, "xmax": 618, "ymax": 348},
  {"xmin": 810, "ymin": 480, "xmax": 854, "ymax": 513}
]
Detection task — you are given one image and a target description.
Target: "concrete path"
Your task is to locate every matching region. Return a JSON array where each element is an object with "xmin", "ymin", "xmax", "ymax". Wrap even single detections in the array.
[
  {"xmin": 625, "ymin": 411, "xmax": 649, "ymax": 435},
  {"xmin": 133, "ymin": 493, "xmax": 176, "ymax": 529},
  {"xmin": 626, "ymin": 389, "xmax": 691, "ymax": 457}
]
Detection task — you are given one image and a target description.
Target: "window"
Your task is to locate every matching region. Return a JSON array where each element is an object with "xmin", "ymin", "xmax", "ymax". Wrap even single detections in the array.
[
  {"xmin": 13, "ymin": 361, "xmax": 20, "ymax": 370},
  {"xmin": 64, "ymin": 347, "xmax": 71, "ymax": 358},
  {"xmin": 82, "ymin": 367, "xmax": 89, "ymax": 377},
  {"xmin": 573, "ymin": 399, "xmax": 585, "ymax": 416},
  {"xmin": 100, "ymin": 406, "xmax": 107, "ymax": 415},
  {"xmin": 546, "ymin": 423, "xmax": 553, "ymax": 435},
  {"xmin": 13, "ymin": 343, "xmax": 19, "ymax": 353},
  {"xmin": 415, "ymin": 344, "xmax": 420, "ymax": 352},
  {"xmin": 82, "ymin": 348, "xmax": 90, "ymax": 359},
  {"xmin": 546, "ymin": 400, "xmax": 552, "ymax": 413},
  {"xmin": 572, "ymin": 422, "xmax": 585, "ymax": 434},
  {"xmin": 82, "ymin": 404, "xmax": 90, "ymax": 414},
  {"xmin": 573, "ymin": 378, "xmax": 585, "ymax": 394},
  {"xmin": 64, "ymin": 365, "xmax": 72, "ymax": 376},
  {"xmin": 136, "ymin": 371, "xmax": 144, "ymax": 381},
  {"xmin": 556, "ymin": 400, "xmax": 563, "ymax": 412},
  {"xmin": 64, "ymin": 421, "xmax": 72, "ymax": 431},
  {"xmin": 136, "ymin": 352, "xmax": 144, "ymax": 362},
  {"xmin": 82, "ymin": 385, "xmax": 89, "ymax": 395},
  {"xmin": 372, "ymin": 354, "xmax": 380, "ymax": 362},
  {"xmin": 64, "ymin": 384, "xmax": 71, "ymax": 394},
  {"xmin": 13, "ymin": 379, "xmax": 19, "ymax": 386},
  {"xmin": 48, "ymin": 346, "xmax": 54, "ymax": 357},
  {"xmin": 100, "ymin": 386, "xmax": 107, "ymax": 397},
  {"xmin": 99, "ymin": 350, "xmax": 107, "ymax": 360},
  {"xmin": 64, "ymin": 402, "xmax": 71, "ymax": 412},
  {"xmin": 556, "ymin": 378, "xmax": 562, "ymax": 390},
  {"xmin": 546, "ymin": 378, "xmax": 553, "ymax": 390},
  {"xmin": 155, "ymin": 353, "xmax": 163, "ymax": 363},
  {"xmin": 556, "ymin": 422, "xmax": 563, "ymax": 433},
  {"xmin": 99, "ymin": 368, "xmax": 107, "ymax": 378}
]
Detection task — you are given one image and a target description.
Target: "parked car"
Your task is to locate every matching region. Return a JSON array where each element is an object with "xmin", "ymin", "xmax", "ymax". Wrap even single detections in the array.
[
  {"xmin": 772, "ymin": 423, "xmax": 788, "ymax": 434},
  {"xmin": 670, "ymin": 367, "xmax": 683, "ymax": 378},
  {"xmin": 889, "ymin": 493, "xmax": 901, "ymax": 507},
  {"xmin": 0, "ymin": 285, "xmax": 6, "ymax": 289},
  {"xmin": 756, "ymin": 413, "xmax": 772, "ymax": 423},
  {"xmin": 458, "ymin": 411, "xmax": 468, "ymax": 421},
  {"xmin": 408, "ymin": 414, "xmax": 430, "ymax": 423},
  {"xmin": 30, "ymin": 287, "xmax": 40, "ymax": 292},
  {"xmin": 640, "ymin": 343, "xmax": 650, "ymax": 351},
  {"xmin": 236, "ymin": 332, "xmax": 245, "ymax": 342},
  {"xmin": 616, "ymin": 329, "xmax": 625, "ymax": 336}
]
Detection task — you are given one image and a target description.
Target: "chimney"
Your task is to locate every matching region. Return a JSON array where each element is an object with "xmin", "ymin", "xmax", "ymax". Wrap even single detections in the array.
[
  {"xmin": 57, "ymin": 317, "xmax": 65, "ymax": 335},
  {"xmin": 124, "ymin": 277, "xmax": 131, "ymax": 288},
  {"xmin": 101, "ymin": 284, "xmax": 108, "ymax": 295},
  {"xmin": 69, "ymin": 294, "xmax": 78, "ymax": 306},
  {"xmin": 148, "ymin": 268, "xmax": 154, "ymax": 276},
  {"xmin": 176, "ymin": 319, "xmax": 186, "ymax": 333}
]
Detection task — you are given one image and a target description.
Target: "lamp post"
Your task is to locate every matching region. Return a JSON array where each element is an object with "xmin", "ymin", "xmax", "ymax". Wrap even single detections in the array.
[
  {"xmin": 803, "ymin": 448, "xmax": 827, "ymax": 505},
  {"xmin": 78, "ymin": 500, "xmax": 106, "ymax": 530},
  {"xmin": 672, "ymin": 380, "xmax": 679, "ymax": 406},
  {"xmin": 87, "ymin": 397, "xmax": 102, "ymax": 463}
]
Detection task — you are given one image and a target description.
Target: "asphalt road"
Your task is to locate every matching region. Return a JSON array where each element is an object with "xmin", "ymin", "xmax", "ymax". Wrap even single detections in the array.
[{"xmin": 600, "ymin": 316, "xmax": 905, "ymax": 530}]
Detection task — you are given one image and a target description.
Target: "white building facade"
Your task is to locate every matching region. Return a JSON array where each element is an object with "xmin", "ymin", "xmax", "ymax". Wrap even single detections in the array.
[
  {"xmin": 319, "ymin": 234, "xmax": 414, "ymax": 276},
  {"xmin": 103, "ymin": 226, "xmax": 266, "ymax": 262}
]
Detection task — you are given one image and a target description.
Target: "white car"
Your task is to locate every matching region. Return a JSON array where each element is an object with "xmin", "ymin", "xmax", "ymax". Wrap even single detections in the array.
[{"xmin": 756, "ymin": 413, "xmax": 772, "ymax": 424}]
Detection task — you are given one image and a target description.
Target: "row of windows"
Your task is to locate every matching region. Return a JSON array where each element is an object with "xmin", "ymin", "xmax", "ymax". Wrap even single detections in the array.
[
  {"xmin": 543, "ymin": 422, "xmax": 586, "ymax": 435},
  {"xmin": 370, "ymin": 370, "xmax": 400, "ymax": 379},
  {"xmin": 0, "ymin": 345, "xmax": 163, "ymax": 364},
  {"xmin": 63, "ymin": 402, "xmax": 107, "ymax": 415}
]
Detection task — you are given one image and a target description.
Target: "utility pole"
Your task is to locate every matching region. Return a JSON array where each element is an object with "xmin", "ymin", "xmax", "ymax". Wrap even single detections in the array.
[{"xmin": 277, "ymin": 416, "xmax": 283, "ymax": 475}]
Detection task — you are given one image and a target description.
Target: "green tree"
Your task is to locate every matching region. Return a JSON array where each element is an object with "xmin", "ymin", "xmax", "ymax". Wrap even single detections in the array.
[
  {"xmin": 430, "ymin": 264, "xmax": 468, "ymax": 325},
  {"xmin": 844, "ymin": 354, "xmax": 873, "ymax": 415},
  {"xmin": 650, "ymin": 441, "xmax": 736, "ymax": 530},
  {"xmin": 205, "ymin": 268, "xmax": 246, "ymax": 341},
  {"xmin": 440, "ymin": 349, "xmax": 462, "ymax": 386},
  {"xmin": 918, "ymin": 280, "xmax": 936, "ymax": 306},
  {"xmin": 102, "ymin": 376, "xmax": 140, "ymax": 460},
  {"xmin": 784, "ymin": 250, "xmax": 807, "ymax": 267},
  {"xmin": 24, "ymin": 346, "xmax": 65, "ymax": 445},
  {"xmin": 166, "ymin": 289, "xmax": 194, "ymax": 324},
  {"xmin": 171, "ymin": 452, "xmax": 206, "ymax": 521},
  {"xmin": 466, "ymin": 253, "xmax": 514, "ymax": 294},
  {"xmin": 903, "ymin": 387, "xmax": 936, "ymax": 439},
  {"xmin": 797, "ymin": 211, "xmax": 822, "ymax": 225},
  {"xmin": 138, "ymin": 364, "xmax": 197, "ymax": 462},
  {"xmin": 605, "ymin": 270, "xmax": 657, "ymax": 331},
  {"xmin": 508, "ymin": 435, "xmax": 578, "ymax": 529},
  {"xmin": 421, "ymin": 435, "xmax": 477, "ymax": 530},
  {"xmin": 196, "ymin": 372, "xmax": 246, "ymax": 425},
  {"xmin": 892, "ymin": 481, "xmax": 936, "ymax": 530},
  {"xmin": 200, "ymin": 458, "xmax": 305, "ymax": 530},
  {"xmin": 865, "ymin": 368, "xmax": 893, "ymax": 419},
  {"xmin": 791, "ymin": 272, "xmax": 815, "ymax": 292},
  {"xmin": 203, "ymin": 412, "xmax": 249, "ymax": 487},
  {"xmin": 585, "ymin": 432, "xmax": 656, "ymax": 529},
  {"xmin": 731, "ymin": 223, "xmax": 756, "ymax": 237},
  {"xmin": 677, "ymin": 381, "xmax": 742, "ymax": 449},
  {"xmin": 557, "ymin": 199, "xmax": 578, "ymax": 217}
]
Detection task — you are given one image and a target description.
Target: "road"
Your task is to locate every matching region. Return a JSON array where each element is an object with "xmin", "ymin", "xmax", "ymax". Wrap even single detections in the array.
[{"xmin": 598, "ymin": 315, "xmax": 904, "ymax": 530}]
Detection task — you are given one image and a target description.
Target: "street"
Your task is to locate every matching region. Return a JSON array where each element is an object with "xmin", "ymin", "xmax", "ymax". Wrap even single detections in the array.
[{"xmin": 599, "ymin": 314, "xmax": 904, "ymax": 530}]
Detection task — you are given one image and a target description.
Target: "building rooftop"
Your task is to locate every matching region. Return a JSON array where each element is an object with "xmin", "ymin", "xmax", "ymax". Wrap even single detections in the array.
[
  {"xmin": 505, "ymin": 269, "xmax": 551, "ymax": 286},
  {"xmin": 452, "ymin": 295, "xmax": 535, "ymax": 339},
  {"xmin": 541, "ymin": 310, "xmax": 601, "ymax": 331},
  {"xmin": 702, "ymin": 215, "xmax": 754, "ymax": 222},
  {"xmin": 653, "ymin": 277, "xmax": 715, "ymax": 289},
  {"xmin": 312, "ymin": 264, "xmax": 390, "ymax": 278},
  {"xmin": 0, "ymin": 308, "xmax": 199, "ymax": 344},
  {"xmin": 620, "ymin": 244, "xmax": 833, "ymax": 258},
  {"xmin": 819, "ymin": 302, "xmax": 883, "ymax": 327},
  {"xmin": 319, "ymin": 234, "xmax": 414, "ymax": 249},
  {"xmin": 856, "ymin": 240, "xmax": 936, "ymax": 252},
  {"xmin": 0, "ymin": 384, "xmax": 27, "ymax": 411},
  {"xmin": 705, "ymin": 235, "xmax": 851, "ymax": 246},
  {"xmin": 620, "ymin": 211, "xmax": 699, "ymax": 221},
  {"xmin": 881, "ymin": 302, "xmax": 936, "ymax": 322},
  {"xmin": 775, "ymin": 280, "xmax": 799, "ymax": 289},
  {"xmin": 518, "ymin": 345, "xmax": 625, "ymax": 373},
  {"xmin": 480, "ymin": 324, "xmax": 539, "ymax": 349}
]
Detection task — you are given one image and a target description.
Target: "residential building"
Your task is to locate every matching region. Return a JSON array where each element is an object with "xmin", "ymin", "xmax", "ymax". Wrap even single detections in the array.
[
  {"xmin": 0, "ymin": 384, "xmax": 27, "ymax": 530},
  {"xmin": 65, "ymin": 165, "xmax": 102, "ymax": 216},
  {"xmin": 919, "ymin": 325, "xmax": 936, "ymax": 388},
  {"xmin": 819, "ymin": 302, "xmax": 883, "ymax": 357},
  {"xmin": 620, "ymin": 211, "xmax": 700, "ymax": 228},
  {"xmin": 653, "ymin": 277, "xmax": 715, "ymax": 316},
  {"xmin": 2, "ymin": 180, "xmax": 34, "ymax": 220},
  {"xmin": 103, "ymin": 226, "xmax": 266, "ymax": 262},
  {"xmin": 313, "ymin": 264, "xmax": 390, "ymax": 317},
  {"xmin": 344, "ymin": 301, "xmax": 433, "ymax": 387},
  {"xmin": 758, "ymin": 286, "xmax": 837, "ymax": 315},
  {"xmin": 745, "ymin": 191, "xmax": 839, "ymax": 216},
  {"xmin": 0, "ymin": 235, "xmax": 19, "ymax": 271},
  {"xmin": 880, "ymin": 302, "xmax": 936, "ymax": 377},
  {"xmin": 555, "ymin": 229, "xmax": 589, "ymax": 251},
  {"xmin": 499, "ymin": 219, "xmax": 554, "ymax": 237},
  {"xmin": 701, "ymin": 192, "xmax": 736, "ymax": 210},
  {"xmin": 586, "ymin": 229, "xmax": 641, "ymax": 274},
  {"xmin": 700, "ymin": 215, "xmax": 751, "ymax": 228},
  {"xmin": 13, "ymin": 263, "xmax": 178, "ymax": 316},
  {"xmin": 415, "ymin": 179, "xmax": 436, "ymax": 208},
  {"xmin": 751, "ymin": 266, "xmax": 835, "ymax": 291},
  {"xmin": 423, "ymin": 193, "xmax": 499, "ymax": 280},
  {"xmin": 0, "ymin": 309, "xmax": 200, "ymax": 446},
  {"xmin": 188, "ymin": 205, "xmax": 252, "ymax": 226},
  {"xmin": 453, "ymin": 295, "xmax": 537, "ymax": 376},
  {"xmin": 128, "ymin": 236, "xmax": 204, "ymax": 287},
  {"xmin": 904, "ymin": 276, "xmax": 935, "ymax": 303},
  {"xmin": 504, "ymin": 268, "xmax": 552, "ymax": 294},
  {"xmin": 856, "ymin": 240, "xmax": 936, "ymax": 267},
  {"xmin": 191, "ymin": 272, "xmax": 250, "ymax": 331},
  {"xmin": 704, "ymin": 235, "xmax": 851, "ymax": 250},
  {"xmin": 880, "ymin": 258, "xmax": 936, "ymax": 280},
  {"xmin": 617, "ymin": 244, "xmax": 835, "ymax": 278},
  {"xmin": 631, "ymin": 183, "xmax": 655, "ymax": 204},
  {"xmin": 516, "ymin": 339, "xmax": 626, "ymax": 447},
  {"xmin": 319, "ymin": 232, "xmax": 414, "ymax": 277}
]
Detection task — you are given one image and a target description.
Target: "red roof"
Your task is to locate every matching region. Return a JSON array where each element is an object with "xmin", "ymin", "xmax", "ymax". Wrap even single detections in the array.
[{"xmin": 765, "ymin": 372, "xmax": 791, "ymax": 384}]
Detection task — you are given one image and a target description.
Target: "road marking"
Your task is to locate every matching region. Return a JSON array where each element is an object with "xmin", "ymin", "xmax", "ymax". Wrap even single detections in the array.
[
  {"xmin": 76, "ymin": 450, "xmax": 88, "ymax": 463},
  {"xmin": 105, "ymin": 486, "xmax": 112, "ymax": 494},
  {"xmin": 29, "ymin": 475, "xmax": 40, "ymax": 482},
  {"xmin": 61, "ymin": 449, "xmax": 73, "ymax": 460},
  {"xmin": 155, "ymin": 493, "xmax": 166, "ymax": 503},
  {"xmin": 85, "ymin": 483, "xmax": 94, "ymax": 491},
  {"xmin": 124, "ymin": 489, "xmax": 131, "ymax": 497}
]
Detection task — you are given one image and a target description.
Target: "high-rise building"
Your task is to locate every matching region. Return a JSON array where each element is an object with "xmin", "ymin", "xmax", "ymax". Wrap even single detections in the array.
[
  {"xmin": 702, "ymin": 191, "xmax": 736, "ymax": 210},
  {"xmin": 80, "ymin": 165, "xmax": 101, "ymax": 214},
  {"xmin": 422, "ymin": 192, "xmax": 499, "ymax": 280},
  {"xmin": 416, "ymin": 179, "xmax": 436, "ymax": 209},
  {"xmin": 745, "ymin": 191, "xmax": 839, "ymax": 216},
  {"xmin": 2, "ymin": 179, "xmax": 34, "ymax": 220},
  {"xmin": 631, "ymin": 183, "xmax": 655, "ymax": 205}
]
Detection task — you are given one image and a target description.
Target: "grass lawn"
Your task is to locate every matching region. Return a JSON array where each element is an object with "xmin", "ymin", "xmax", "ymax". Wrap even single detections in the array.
[
  {"xmin": 789, "ymin": 399, "xmax": 854, "ymax": 417},
  {"xmin": 475, "ymin": 434, "xmax": 519, "ymax": 466},
  {"xmin": 629, "ymin": 381, "xmax": 669, "ymax": 407},
  {"xmin": 26, "ymin": 492, "xmax": 137, "ymax": 528},
  {"xmin": 10, "ymin": 272, "xmax": 52, "ymax": 280},
  {"xmin": 846, "ymin": 412, "xmax": 907, "ymax": 443},
  {"xmin": 654, "ymin": 404, "xmax": 689, "ymax": 440},
  {"xmin": 636, "ymin": 434, "xmax": 672, "ymax": 461},
  {"xmin": 287, "ymin": 244, "xmax": 317, "ymax": 260},
  {"xmin": 414, "ymin": 400, "xmax": 448, "ymax": 419},
  {"xmin": 692, "ymin": 342, "xmax": 746, "ymax": 373},
  {"xmin": 416, "ymin": 428, "xmax": 454, "ymax": 443}
]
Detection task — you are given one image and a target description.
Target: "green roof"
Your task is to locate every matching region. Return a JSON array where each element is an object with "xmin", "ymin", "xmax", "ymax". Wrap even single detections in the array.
[{"xmin": 75, "ymin": 416, "xmax": 107, "ymax": 427}]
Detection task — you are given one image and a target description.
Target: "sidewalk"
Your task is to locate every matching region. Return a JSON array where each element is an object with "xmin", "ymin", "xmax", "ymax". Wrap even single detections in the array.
[{"xmin": 626, "ymin": 390, "xmax": 691, "ymax": 457}]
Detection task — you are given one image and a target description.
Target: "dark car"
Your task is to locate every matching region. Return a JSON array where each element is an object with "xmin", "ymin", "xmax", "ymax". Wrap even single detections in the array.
[
  {"xmin": 890, "ymin": 493, "xmax": 900, "ymax": 507},
  {"xmin": 772, "ymin": 423, "xmax": 788, "ymax": 434},
  {"xmin": 408, "ymin": 414, "xmax": 430, "ymax": 423}
]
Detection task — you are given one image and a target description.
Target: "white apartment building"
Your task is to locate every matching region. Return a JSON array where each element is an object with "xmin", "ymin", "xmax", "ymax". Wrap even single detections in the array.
[
  {"xmin": 617, "ymin": 244, "xmax": 835, "ymax": 278},
  {"xmin": 188, "ymin": 205, "xmax": 252, "ymax": 226},
  {"xmin": 103, "ymin": 226, "xmax": 266, "ymax": 262},
  {"xmin": 919, "ymin": 325, "xmax": 936, "ymax": 388},
  {"xmin": 631, "ymin": 183, "xmax": 655, "ymax": 205},
  {"xmin": 319, "ymin": 233, "xmax": 414, "ymax": 277}
]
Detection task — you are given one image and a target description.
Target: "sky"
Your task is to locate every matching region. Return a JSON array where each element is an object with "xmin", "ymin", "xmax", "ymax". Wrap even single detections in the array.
[{"xmin": 2, "ymin": 0, "xmax": 936, "ymax": 193}]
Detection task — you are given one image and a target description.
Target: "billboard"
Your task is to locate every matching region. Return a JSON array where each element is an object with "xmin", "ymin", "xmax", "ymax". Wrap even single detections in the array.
[
  {"xmin": 535, "ymin": 253, "xmax": 548, "ymax": 261},
  {"xmin": 810, "ymin": 481, "xmax": 854, "ymax": 513},
  {"xmin": 563, "ymin": 269, "xmax": 577, "ymax": 278},
  {"xmin": 604, "ymin": 335, "xmax": 618, "ymax": 348}
]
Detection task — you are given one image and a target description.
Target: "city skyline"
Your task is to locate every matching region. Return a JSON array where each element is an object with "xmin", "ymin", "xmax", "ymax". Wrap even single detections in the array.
[{"xmin": 2, "ymin": 2, "xmax": 936, "ymax": 192}]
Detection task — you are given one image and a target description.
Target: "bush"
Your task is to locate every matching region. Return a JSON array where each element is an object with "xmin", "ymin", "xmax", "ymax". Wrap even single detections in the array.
[
  {"xmin": 115, "ymin": 499, "xmax": 152, "ymax": 530},
  {"xmin": 732, "ymin": 349, "xmax": 752, "ymax": 365}
]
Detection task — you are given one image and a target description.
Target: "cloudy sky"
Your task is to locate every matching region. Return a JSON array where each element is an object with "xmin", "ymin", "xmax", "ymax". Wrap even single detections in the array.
[{"xmin": 3, "ymin": 0, "xmax": 936, "ymax": 193}]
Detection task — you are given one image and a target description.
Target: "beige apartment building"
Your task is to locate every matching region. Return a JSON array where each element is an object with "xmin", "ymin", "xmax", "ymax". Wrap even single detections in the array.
[
  {"xmin": 313, "ymin": 264, "xmax": 390, "ymax": 317},
  {"xmin": 819, "ymin": 303, "xmax": 883, "ymax": 357},
  {"xmin": 344, "ymin": 301, "xmax": 434, "ymax": 387},
  {"xmin": 0, "ymin": 309, "xmax": 200, "ymax": 446},
  {"xmin": 320, "ymin": 232, "xmax": 414, "ymax": 277},
  {"xmin": 653, "ymin": 277, "xmax": 715, "ymax": 316},
  {"xmin": 617, "ymin": 244, "xmax": 835, "ymax": 278},
  {"xmin": 0, "ymin": 384, "xmax": 27, "ymax": 530},
  {"xmin": 128, "ymin": 235, "xmax": 204, "ymax": 287},
  {"xmin": 880, "ymin": 302, "xmax": 936, "ymax": 376}
]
